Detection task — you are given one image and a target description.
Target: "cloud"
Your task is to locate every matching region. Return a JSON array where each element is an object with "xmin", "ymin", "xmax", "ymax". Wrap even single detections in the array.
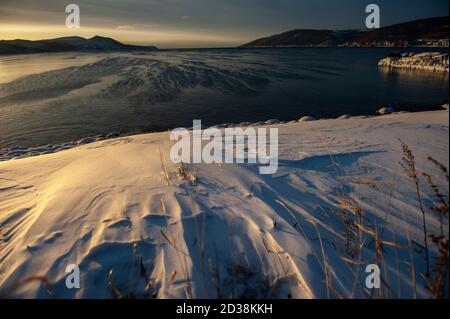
[
  {"xmin": 1, "ymin": 0, "xmax": 447, "ymax": 48},
  {"xmin": 0, "ymin": 23, "xmax": 249, "ymax": 48},
  {"xmin": 116, "ymin": 24, "xmax": 160, "ymax": 30}
]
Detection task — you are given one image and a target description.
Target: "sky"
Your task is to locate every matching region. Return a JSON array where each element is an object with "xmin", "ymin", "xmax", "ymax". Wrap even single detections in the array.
[{"xmin": 0, "ymin": 0, "xmax": 448, "ymax": 48}]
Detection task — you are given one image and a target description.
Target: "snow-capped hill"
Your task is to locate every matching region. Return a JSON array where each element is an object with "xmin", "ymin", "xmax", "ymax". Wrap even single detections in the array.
[{"xmin": 0, "ymin": 36, "xmax": 158, "ymax": 55}]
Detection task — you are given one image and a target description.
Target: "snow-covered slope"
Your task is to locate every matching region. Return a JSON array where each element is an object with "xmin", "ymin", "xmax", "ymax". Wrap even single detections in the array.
[{"xmin": 0, "ymin": 111, "xmax": 448, "ymax": 299}]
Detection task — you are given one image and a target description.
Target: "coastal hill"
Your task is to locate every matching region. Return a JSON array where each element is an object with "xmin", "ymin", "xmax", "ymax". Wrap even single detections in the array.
[
  {"xmin": 242, "ymin": 16, "xmax": 449, "ymax": 48},
  {"xmin": 0, "ymin": 36, "xmax": 158, "ymax": 55}
]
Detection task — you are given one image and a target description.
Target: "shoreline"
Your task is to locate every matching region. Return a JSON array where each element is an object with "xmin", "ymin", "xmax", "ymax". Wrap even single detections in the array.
[
  {"xmin": 0, "ymin": 107, "xmax": 448, "ymax": 162},
  {"xmin": 1, "ymin": 45, "xmax": 449, "ymax": 58}
]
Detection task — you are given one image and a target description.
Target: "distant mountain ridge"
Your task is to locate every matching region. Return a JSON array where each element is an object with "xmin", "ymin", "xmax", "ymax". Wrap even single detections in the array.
[
  {"xmin": 242, "ymin": 16, "xmax": 449, "ymax": 48},
  {"xmin": 0, "ymin": 36, "xmax": 158, "ymax": 55}
]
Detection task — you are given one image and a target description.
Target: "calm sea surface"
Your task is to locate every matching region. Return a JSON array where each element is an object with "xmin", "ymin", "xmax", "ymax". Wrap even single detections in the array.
[{"xmin": 0, "ymin": 48, "xmax": 448, "ymax": 148}]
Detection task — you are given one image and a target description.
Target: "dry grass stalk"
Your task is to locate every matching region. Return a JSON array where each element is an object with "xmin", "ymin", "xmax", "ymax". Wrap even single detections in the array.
[
  {"xmin": 108, "ymin": 269, "xmax": 123, "ymax": 299},
  {"xmin": 308, "ymin": 219, "xmax": 332, "ymax": 299},
  {"xmin": 423, "ymin": 158, "xmax": 449, "ymax": 299},
  {"xmin": 157, "ymin": 149, "xmax": 171, "ymax": 186},
  {"xmin": 160, "ymin": 197, "xmax": 193, "ymax": 298},
  {"xmin": 177, "ymin": 163, "xmax": 199, "ymax": 187},
  {"xmin": 428, "ymin": 235, "xmax": 449, "ymax": 299},
  {"xmin": 398, "ymin": 139, "xmax": 430, "ymax": 277}
]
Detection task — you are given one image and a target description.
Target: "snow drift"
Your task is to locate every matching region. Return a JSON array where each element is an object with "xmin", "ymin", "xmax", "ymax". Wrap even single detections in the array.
[{"xmin": 0, "ymin": 111, "xmax": 448, "ymax": 299}]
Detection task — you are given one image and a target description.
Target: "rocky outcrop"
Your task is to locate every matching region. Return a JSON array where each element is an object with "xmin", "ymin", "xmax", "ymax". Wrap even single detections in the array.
[
  {"xmin": 299, "ymin": 116, "xmax": 317, "ymax": 122},
  {"xmin": 377, "ymin": 107, "xmax": 396, "ymax": 115},
  {"xmin": 378, "ymin": 52, "xmax": 449, "ymax": 72}
]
